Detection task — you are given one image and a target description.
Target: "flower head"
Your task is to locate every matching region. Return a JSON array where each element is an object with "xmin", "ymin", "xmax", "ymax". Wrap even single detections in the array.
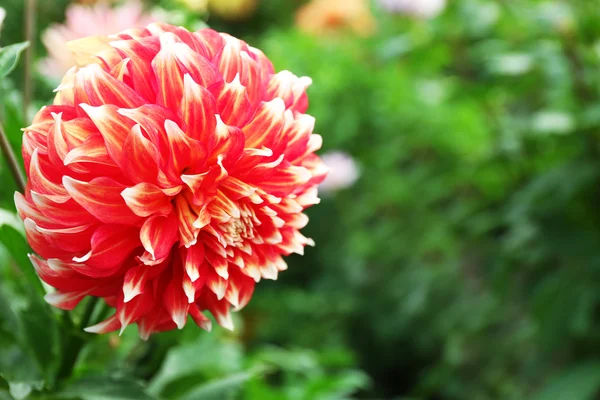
[
  {"xmin": 378, "ymin": 0, "xmax": 447, "ymax": 19},
  {"xmin": 41, "ymin": 0, "xmax": 159, "ymax": 79},
  {"xmin": 296, "ymin": 0, "xmax": 376, "ymax": 37},
  {"xmin": 19, "ymin": 22, "xmax": 326, "ymax": 338},
  {"xmin": 320, "ymin": 151, "xmax": 359, "ymax": 194}
]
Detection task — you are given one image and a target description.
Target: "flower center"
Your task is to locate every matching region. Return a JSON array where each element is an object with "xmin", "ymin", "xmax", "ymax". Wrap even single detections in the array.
[
  {"xmin": 216, "ymin": 201, "xmax": 262, "ymax": 248},
  {"xmin": 220, "ymin": 215, "xmax": 255, "ymax": 247}
]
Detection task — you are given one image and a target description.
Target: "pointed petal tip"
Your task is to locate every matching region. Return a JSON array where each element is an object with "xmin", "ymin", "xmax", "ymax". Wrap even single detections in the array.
[{"xmin": 173, "ymin": 313, "xmax": 187, "ymax": 330}]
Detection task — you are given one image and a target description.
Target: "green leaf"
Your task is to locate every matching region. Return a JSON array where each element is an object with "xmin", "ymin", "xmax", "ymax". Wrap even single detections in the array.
[
  {"xmin": 0, "ymin": 222, "xmax": 44, "ymax": 296},
  {"xmin": 0, "ymin": 392, "xmax": 12, "ymax": 400},
  {"xmin": 177, "ymin": 370, "xmax": 259, "ymax": 400},
  {"xmin": 0, "ymin": 42, "xmax": 29, "ymax": 79},
  {"xmin": 58, "ymin": 376, "xmax": 157, "ymax": 400},
  {"xmin": 17, "ymin": 306, "xmax": 58, "ymax": 386},
  {"xmin": 149, "ymin": 333, "xmax": 243, "ymax": 395},
  {"xmin": 533, "ymin": 362, "xmax": 600, "ymax": 400}
]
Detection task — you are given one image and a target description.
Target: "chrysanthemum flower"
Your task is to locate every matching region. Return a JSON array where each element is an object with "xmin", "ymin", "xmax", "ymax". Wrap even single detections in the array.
[
  {"xmin": 18, "ymin": 22, "xmax": 327, "ymax": 338},
  {"xmin": 41, "ymin": 0, "xmax": 159, "ymax": 79}
]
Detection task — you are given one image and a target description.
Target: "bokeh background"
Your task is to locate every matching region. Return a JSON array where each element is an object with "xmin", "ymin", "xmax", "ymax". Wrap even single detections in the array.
[{"xmin": 1, "ymin": 0, "xmax": 600, "ymax": 399}]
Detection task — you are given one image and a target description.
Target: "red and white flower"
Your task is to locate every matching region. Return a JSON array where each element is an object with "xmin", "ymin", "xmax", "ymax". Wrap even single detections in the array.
[{"xmin": 18, "ymin": 22, "xmax": 327, "ymax": 338}]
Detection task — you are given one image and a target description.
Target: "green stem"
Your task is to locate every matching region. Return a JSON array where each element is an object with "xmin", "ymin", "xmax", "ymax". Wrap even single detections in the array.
[
  {"xmin": 23, "ymin": 0, "xmax": 36, "ymax": 120},
  {"xmin": 56, "ymin": 297, "xmax": 100, "ymax": 383},
  {"xmin": 0, "ymin": 123, "xmax": 26, "ymax": 192}
]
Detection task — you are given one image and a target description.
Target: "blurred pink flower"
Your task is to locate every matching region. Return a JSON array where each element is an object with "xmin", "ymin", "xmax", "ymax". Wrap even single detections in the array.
[
  {"xmin": 320, "ymin": 151, "xmax": 359, "ymax": 193},
  {"xmin": 41, "ymin": 0, "xmax": 159, "ymax": 79},
  {"xmin": 378, "ymin": 0, "xmax": 447, "ymax": 19}
]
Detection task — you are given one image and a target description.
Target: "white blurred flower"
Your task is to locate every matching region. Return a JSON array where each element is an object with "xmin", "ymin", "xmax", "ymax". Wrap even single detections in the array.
[
  {"xmin": 319, "ymin": 151, "xmax": 360, "ymax": 194},
  {"xmin": 532, "ymin": 111, "xmax": 574, "ymax": 135},
  {"xmin": 0, "ymin": 7, "xmax": 6, "ymax": 36},
  {"xmin": 40, "ymin": 0, "xmax": 160, "ymax": 79},
  {"xmin": 378, "ymin": 0, "xmax": 447, "ymax": 19}
]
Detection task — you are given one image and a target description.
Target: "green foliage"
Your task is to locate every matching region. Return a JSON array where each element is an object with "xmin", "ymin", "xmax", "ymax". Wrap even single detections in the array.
[
  {"xmin": 0, "ymin": 42, "xmax": 28, "ymax": 79},
  {"xmin": 55, "ymin": 376, "xmax": 156, "ymax": 400},
  {"xmin": 1, "ymin": 0, "xmax": 600, "ymax": 399}
]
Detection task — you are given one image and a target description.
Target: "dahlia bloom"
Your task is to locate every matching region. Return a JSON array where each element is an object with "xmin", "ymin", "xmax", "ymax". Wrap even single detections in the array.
[
  {"xmin": 319, "ymin": 151, "xmax": 359, "ymax": 194},
  {"xmin": 18, "ymin": 22, "xmax": 327, "ymax": 338},
  {"xmin": 296, "ymin": 0, "xmax": 376, "ymax": 37},
  {"xmin": 41, "ymin": 0, "xmax": 159, "ymax": 79},
  {"xmin": 378, "ymin": 0, "xmax": 447, "ymax": 19}
]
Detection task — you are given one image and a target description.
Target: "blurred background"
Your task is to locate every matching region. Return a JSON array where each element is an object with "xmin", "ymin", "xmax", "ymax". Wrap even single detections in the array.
[{"xmin": 1, "ymin": 0, "xmax": 600, "ymax": 399}]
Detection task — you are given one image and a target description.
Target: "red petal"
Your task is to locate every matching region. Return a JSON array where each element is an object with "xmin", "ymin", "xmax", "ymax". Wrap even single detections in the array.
[
  {"xmin": 152, "ymin": 33, "xmax": 185, "ymax": 111},
  {"xmin": 30, "ymin": 190, "xmax": 97, "ymax": 226},
  {"xmin": 189, "ymin": 305, "xmax": 212, "ymax": 331},
  {"xmin": 29, "ymin": 149, "xmax": 69, "ymax": 199},
  {"xmin": 111, "ymin": 37, "xmax": 160, "ymax": 102},
  {"xmin": 180, "ymin": 74, "xmax": 217, "ymax": 144},
  {"xmin": 184, "ymin": 243, "xmax": 205, "ymax": 282},
  {"xmin": 117, "ymin": 290, "xmax": 154, "ymax": 334},
  {"xmin": 216, "ymin": 74, "xmax": 252, "ymax": 128},
  {"xmin": 122, "ymin": 265, "xmax": 151, "ymax": 303},
  {"xmin": 71, "ymin": 225, "xmax": 140, "ymax": 275},
  {"xmin": 225, "ymin": 267, "xmax": 255, "ymax": 310},
  {"xmin": 74, "ymin": 63, "xmax": 145, "ymax": 108},
  {"xmin": 164, "ymin": 120, "xmax": 207, "ymax": 178},
  {"xmin": 121, "ymin": 182, "xmax": 172, "ymax": 218},
  {"xmin": 193, "ymin": 29, "xmax": 225, "ymax": 59},
  {"xmin": 243, "ymin": 99, "xmax": 286, "ymax": 149},
  {"xmin": 122, "ymin": 124, "xmax": 160, "ymax": 184},
  {"xmin": 63, "ymin": 134, "xmax": 118, "ymax": 170},
  {"xmin": 211, "ymin": 117, "xmax": 244, "ymax": 167},
  {"xmin": 140, "ymin": 213, "xmax": 178, "ymax": 261},
  {"xmin": 63, "ymin": 176, "xmax": 143, "ymax": 225},
  {"xmin": 198, "ymin": 289, "xmax": 233, "ymax": 331},
  {"xmin": 164, "ymin": 273, "xmax": 190, "ymax": 329},
  {"xmin": 174, "ymin": 194, "xmax": 198, "ymax": 247},
  {"xmin": 84, "ymin": 313, "xmax": 121, "ymax": 334},
  {"xmin": 205, "ymin": 250, "xmax": 229, "ymax": 279},
  {"xmin": 80, "ymin": 104, "xmax": 135, "ymax": 169}
]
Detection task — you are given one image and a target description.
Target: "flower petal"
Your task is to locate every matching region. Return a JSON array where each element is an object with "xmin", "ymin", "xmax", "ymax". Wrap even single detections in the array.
[
  {"xmin": 140, "ymin": 213, "xmax": 179, "ymax": 261},
  {"xmin": 122, "ymin": 182, "xmax": 172, "ymax": 218},
  {"xmin": 63, "ymin": 176, "xmax": 143, "ymax": 225}
]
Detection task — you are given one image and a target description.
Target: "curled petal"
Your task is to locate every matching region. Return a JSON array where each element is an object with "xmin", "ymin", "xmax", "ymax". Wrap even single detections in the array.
[
  {"xmin": 122, "ymin": 124, "xmax": 160, "ymax": 184},
  {"xmin": 243, "ymin": 99, "xmax": 286, "ymax": 149},
  {"xmin": 74, "ymin": 63, "xmax": 145, "ymax": 108},
  {"xmin": 71, "ymin": 225, "xmax": 140, "ymax": 276},
  {"xmin": 123, "ymin": 265, "xmax": 151, "ymax": 303},
  {"xmin": 122, "ymin": 182, "xmax": 172, "ymax": 218},
  {"xmin": 181, "ymin": 74, "xmax": 217, "ymax": 144},
  {"xmin": 164, "ymin": 273, "xmax": 190, "ymax": 329},
  {"xmin": 80, "ymin": 104, "xmax": 135, "ymax": 169},
  {"xmin": 184, "ymin": 243, "xmax": 205, "ymax": 282},
  {"xmin": 63, "ymin": 176, "xmax": 143, "ymax": 225},
  {"xmin": 140, "ymin": 213, "xmax": 178, "ymax": 261},
  {"xmin": 216, "ymin": 74, "xmax": 252, "ymax": 128}
]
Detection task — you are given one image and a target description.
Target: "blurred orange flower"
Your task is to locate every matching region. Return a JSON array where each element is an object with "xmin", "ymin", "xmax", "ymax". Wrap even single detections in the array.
[
  {"xmin": 208, "ymin": 0, "xmax": 258, "ymax": 21},
  {"xmin": 296, "ymin": 0, "xmax": 376, "ymax": 37}
]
